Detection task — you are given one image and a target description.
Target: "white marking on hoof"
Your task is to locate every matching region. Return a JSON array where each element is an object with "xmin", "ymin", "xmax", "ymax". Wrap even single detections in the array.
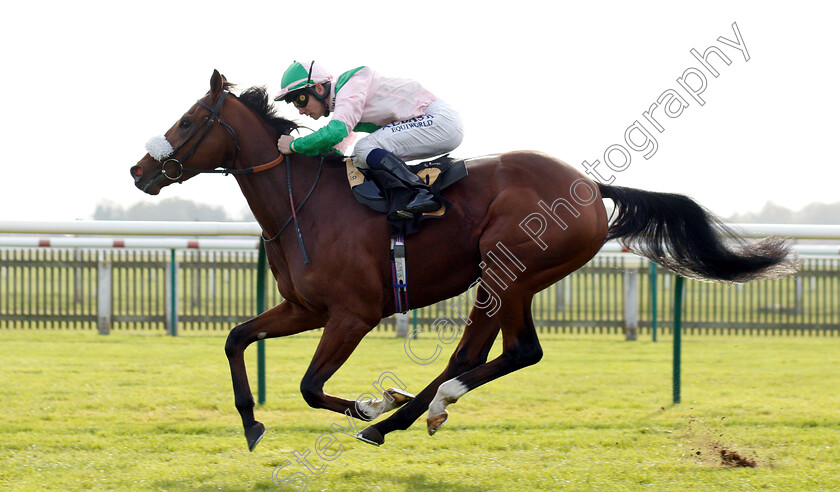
[
  {"xmin": 383, "ymin": 387, "xmax": 415, "ymax": 406},
  {"xmin": 357, "ymin": 387, "xmax": 416, "ymax": 420},
  {"xmin": 427, "ymin": 378, "xmax": 468, "ymax": 423}
]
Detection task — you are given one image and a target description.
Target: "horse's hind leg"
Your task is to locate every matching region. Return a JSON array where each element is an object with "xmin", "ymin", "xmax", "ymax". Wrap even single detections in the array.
[
  {"xmin": 421, "ymin": 190, "xmax": 604, "ymax": 436},
  {"xmin": 225, "ymin": 300, "xmax": 326, "ymax": 451},
  {"xmin": 425, "ymin": 286, "xmax": 543, "ymax": 436},
  {"xmin": 356, "ymin": 287, "xmax": 501, "ymax": 445}
]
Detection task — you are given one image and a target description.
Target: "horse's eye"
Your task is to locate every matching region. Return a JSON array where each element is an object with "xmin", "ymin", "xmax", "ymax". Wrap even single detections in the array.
[{"xmin": 180, "ymin": 119, "xmax": 192, "ymax": 130}]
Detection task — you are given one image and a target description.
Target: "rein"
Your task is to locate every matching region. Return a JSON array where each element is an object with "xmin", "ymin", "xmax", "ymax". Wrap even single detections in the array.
[
  {"xmin": 262, "ymin": 156, "xmax": 323, "ymax": 245},
  {"xmin": 260, "ymin": 154, "xmax": 324, "ymax": 265},
  {"xmin": 152, "ymin": 90, "xmax": 322, "ymax": 264}
]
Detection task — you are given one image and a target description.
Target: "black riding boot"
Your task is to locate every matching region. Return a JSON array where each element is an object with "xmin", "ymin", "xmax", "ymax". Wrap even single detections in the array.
[{"xmin": 370, "ymin": 152, "xmax": 440, "ymax": 219}]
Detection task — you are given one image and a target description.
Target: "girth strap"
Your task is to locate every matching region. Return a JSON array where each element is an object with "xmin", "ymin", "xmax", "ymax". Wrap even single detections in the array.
[{"xmin": 391, "ymin": 234, "xmax": 409, "ymax": 313}]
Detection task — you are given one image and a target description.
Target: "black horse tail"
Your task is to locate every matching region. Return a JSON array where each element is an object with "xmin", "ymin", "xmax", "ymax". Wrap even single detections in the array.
[{"xmin": 598, "ymin": 183, "xmax": 798, "ymax": 282}]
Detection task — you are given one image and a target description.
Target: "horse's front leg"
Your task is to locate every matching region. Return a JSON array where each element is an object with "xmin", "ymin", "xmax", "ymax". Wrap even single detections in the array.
[
  {"xmin": 225, "ymin": 300, "xmax": 326, "ymax": 451},
  {"xmin": 298, "ymin": 310, "xmax": 404, "ymax": 421}
]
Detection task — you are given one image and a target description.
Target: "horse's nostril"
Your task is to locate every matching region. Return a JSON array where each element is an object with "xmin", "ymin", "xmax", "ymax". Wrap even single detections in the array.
[{"xmin": 130, "ymin": 165, "xmax": 143, "ymax": 179}]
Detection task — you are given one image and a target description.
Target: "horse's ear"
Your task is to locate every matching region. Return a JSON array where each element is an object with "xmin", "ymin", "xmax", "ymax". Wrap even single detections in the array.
[{"xmin": 210, "ymin": 69, "xmax": 225, "ymax": 96}]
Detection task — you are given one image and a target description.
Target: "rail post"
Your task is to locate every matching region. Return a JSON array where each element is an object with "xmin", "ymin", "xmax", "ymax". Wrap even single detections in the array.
[
  {"xmin": 624, "ymin": 266, "xmax": 639, "ymax": 341},
  {"xmin": 396, "ymin": 312, "xmax": 410, "ymax": 337},
  {"xmin": 166, "ymin": 249, "xmax": 178, "ymax": 336},
  {"xmin": 96, "ymin": 251, "xmax": 112, "ymax": 335},
  {"xmin": 256, "ymin": 240, "xmax": 267, "ymax": 405},
  {"xmin": 673, "ymin": 275, "xmax": 684, "ymax": 404},
  {"xmin": 650, "ymin": 262, "xmax": 658, "ymax": 342}
]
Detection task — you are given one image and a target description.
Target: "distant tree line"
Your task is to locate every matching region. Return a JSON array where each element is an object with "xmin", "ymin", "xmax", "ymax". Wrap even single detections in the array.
[
  {"xmin": 728, "ymin": 201, "xmax": 840, "ymax": 225},
  {"xmin": 93, "ymin": 198, "xmax": 255, "ymax": 222}
]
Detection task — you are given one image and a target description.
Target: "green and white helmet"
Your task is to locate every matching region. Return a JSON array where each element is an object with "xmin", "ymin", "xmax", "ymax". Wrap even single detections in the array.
[{"xmin": 274, "ymin": 60, "xmax": 332, "ymax": 101}]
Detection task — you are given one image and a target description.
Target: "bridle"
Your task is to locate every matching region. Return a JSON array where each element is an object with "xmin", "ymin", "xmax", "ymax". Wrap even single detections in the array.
[
  {"xmin": 157, "ymin": 91, "xmax": 285, "ymax": 181},
  {"xmin": 153, "ymin": 90, "xmax": 321, "ymax": 264}
]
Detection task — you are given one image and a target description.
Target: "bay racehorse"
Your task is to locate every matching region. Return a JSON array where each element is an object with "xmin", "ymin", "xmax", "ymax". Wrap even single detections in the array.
[{"xmin": 131, "ymin": 70, "xmax": 796, "ymax": 450}]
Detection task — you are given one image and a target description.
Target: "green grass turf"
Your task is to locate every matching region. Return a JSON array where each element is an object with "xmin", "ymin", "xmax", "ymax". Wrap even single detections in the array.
[{"xmin": 0, "ymin": 331, "xmax": 838, "ymax": 491}]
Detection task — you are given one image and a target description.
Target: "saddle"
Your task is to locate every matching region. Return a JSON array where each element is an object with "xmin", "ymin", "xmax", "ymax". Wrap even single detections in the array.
[{"xmin": 346, "ymin": 155, "xmax": 468, "ymax": 236}]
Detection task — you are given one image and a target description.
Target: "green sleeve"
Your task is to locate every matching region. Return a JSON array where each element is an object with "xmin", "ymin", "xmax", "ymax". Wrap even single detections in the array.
[{"xmin": 291, "ymin": 120, "xmax": 349, "ymax": 156}]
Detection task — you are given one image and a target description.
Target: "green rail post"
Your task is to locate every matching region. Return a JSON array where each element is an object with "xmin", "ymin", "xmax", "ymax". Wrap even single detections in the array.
[
  {"xmin": 256, "ymin": 240, "xmax": 267, "ymax": 405},
  {"xmin": 650, "ymin": 262, "xmax": 657, "ymax": 342},
  {"xmin": 673, "ymin": 275, "xmax": 684, "ymax": 404}
]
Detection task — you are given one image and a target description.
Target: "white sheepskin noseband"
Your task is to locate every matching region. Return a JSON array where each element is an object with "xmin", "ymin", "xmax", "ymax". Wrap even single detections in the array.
[{"xmin": 145, "ymin": 135, "xmax": 175, "ymax": 162}]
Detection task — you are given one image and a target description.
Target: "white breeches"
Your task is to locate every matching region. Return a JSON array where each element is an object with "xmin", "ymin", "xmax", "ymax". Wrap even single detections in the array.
[{"xmin": 352, "ymin": 99, "xmax": 464, "ymax": 168}]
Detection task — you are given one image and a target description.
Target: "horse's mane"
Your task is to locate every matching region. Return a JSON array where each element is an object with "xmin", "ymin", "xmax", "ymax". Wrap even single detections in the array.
[
  {"xmin": 233, "ymin": 84, "xmax": 299, "ymax": 138},
  {"xmin": 230, "ymin": 83, "xmax": 343, "ymax": 167}
]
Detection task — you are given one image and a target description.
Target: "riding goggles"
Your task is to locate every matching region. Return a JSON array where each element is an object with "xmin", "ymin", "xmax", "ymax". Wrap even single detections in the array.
[{"xmin": 285, "ymin": 90, "xmax": 310, "ymax": 108}]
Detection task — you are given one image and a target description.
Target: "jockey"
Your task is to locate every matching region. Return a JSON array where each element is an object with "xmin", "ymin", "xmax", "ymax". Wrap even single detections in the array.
[{"xmin": 274, "ymin": 60, "xmax": 464, "ymax": 219}]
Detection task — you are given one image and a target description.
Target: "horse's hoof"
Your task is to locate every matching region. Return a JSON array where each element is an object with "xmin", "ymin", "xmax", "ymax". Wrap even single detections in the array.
[
  {"xmin": 427, "ymin": 410, "xmax": 449, "ymax": 436},
  {"xmin": 245, "ymin": 422, "xmax": 266, "ymax": 452},
  {"xmin": 384, "ymin": 387, "xmax": 415, "ymax": 407},
  {"xmin": 355, "ymin": 426, "xmax": 384, "ymax": 446}
]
